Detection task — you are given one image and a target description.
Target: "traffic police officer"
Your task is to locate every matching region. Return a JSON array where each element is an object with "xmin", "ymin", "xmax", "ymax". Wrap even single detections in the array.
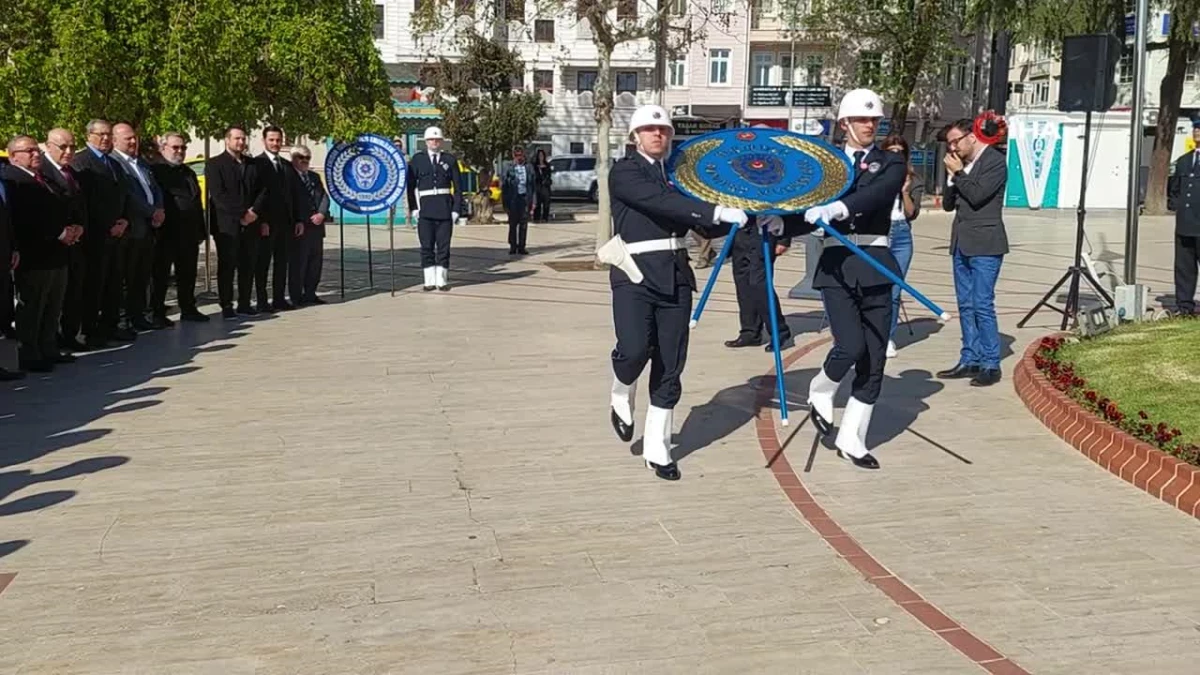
[
  {"xmin": 405, "ymin": 126, "xmax": 462, "ymax": 291},
  {"xmin": 1169, "ymin": 120, "xmax": 1200, "ymax": 315},
  {"xmin": 773, "ymin": 88, "xmax": 906, "ymax": 470},
  {"xmin": 599, "ymin": 104, "xmax": 749, "ymax": 481}
]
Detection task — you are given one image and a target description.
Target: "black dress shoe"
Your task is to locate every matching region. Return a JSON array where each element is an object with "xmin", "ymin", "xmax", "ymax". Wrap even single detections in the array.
[
  {"xmin": 151, "ymin": 314, "xmax": 175, "ymax": 328},
  {"xmin": 437, "ymin": 285, "xmax": 451, "ymax": 292},
  {"xmin": 257, "ymin": 303, "xmax": 275, "ymax": 314},
  {"xmin": 237, "ymin": 305, "xmax": 259, "ymax": 316},
  {"xmin": 54, "ymin": 352, "xmax": 76, "ymax": 364},
  {"xmin": 724, "ymin": 335, "xmax": 763, "ymax": 348},
  {"xmin": 180, "ymin": 310, "xmax": 210, "ymax": 322},
  {"xmin": 307, "ymin": 296, "xmax": 327, "ymax": 305},
  {"xmin": 765, "ymin": 336, "xmax": 795, "ymax": 352},
  {"xmin": 808, "ymin": 409, "xmax": 833, "ymax": 437},
  {"xmin": 130, "ymin": 318, "xmax": 155, "ymax": 332},
  {"xmin": 646, "ymin": 460, "xmax": 681, "ymax": 481},
  {"xmin": 509, "ymin": 248, "xmax": 518, "ymax": 255},
  {"xmin": 970, "ymin": 368, "xmax": 1002, "ymax": 387},
  {"xmin": 611, "ymin": 408, "xmax": 634, "ymax": 442},
  {"xmin": 110, "ymin": 327, "xmax": 137, "ymax": 341},
  {"xmin": 422, "ymin": 285, "xmax": 434, "ymax": 292},
  {"xmin": 61, "ymin": 338, "xmax": 91, "ymax": 352},
  {"xmin": 936, "ymin": 364, "xmax": 981, "ymax": 379},
  {"xmin": 275, "ymin": 300, "xmax": 295, "ymax": 311},
  {"xmin": 84, "ymin": 335, "xmax": 108, "ymax": 349},
  {"xmin": 518, "ymin": 248, "xmax": 529, "ymax": 255},
  {"xmin": 0, "ymin": 367, "xmax": 25, "ymax": 381},
  {"xmin": 837, "ymin": 450, "xmax": 880, "ymax": 469},
  {"xmin": 222, "ymin": 307, "xmax": 238, "ymax": 319}
]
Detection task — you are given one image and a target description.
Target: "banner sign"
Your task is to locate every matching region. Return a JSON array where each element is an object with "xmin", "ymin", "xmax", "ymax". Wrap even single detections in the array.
[
  {"xmin": 1006, "ymin": 117, "xmax": 1062, "ymax": 210},
  {"xmin": 325, "ymin": 134, "xmax": 408, "ymax": 214}
]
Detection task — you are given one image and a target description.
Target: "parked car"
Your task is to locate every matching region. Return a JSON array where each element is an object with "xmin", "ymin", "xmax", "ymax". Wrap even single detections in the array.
[{"xmin": 549, "ymin": 154, "xmax": 614, "ymax": 203}]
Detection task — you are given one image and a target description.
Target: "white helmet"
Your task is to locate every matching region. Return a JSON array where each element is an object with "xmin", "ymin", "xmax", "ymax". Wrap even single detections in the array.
[
  {"xmin": 628, "ymin": 104, "xmax": 673, "ymax": 138},
  {"xmin": 423, "ymin": 126, "xmax": 444, "ymax": 140},
  {"xmin": 837, "ymin": 89, "xmax": 885, "ymax": 120}
]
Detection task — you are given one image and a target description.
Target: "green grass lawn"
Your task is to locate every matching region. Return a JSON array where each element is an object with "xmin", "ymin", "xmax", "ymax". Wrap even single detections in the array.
[{"xmin": 1058, "ymin": 319, "xmax": 1200, "ymax": 446}]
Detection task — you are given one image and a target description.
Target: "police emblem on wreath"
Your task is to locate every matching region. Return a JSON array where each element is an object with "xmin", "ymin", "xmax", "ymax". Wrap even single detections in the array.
[
  {"xmin": 325, "ymin": 134, "xmax": 408, "ymax": 214},
  {"xmin": 666, "ymin": 127, "xmax": 854, "ymax": 215}
]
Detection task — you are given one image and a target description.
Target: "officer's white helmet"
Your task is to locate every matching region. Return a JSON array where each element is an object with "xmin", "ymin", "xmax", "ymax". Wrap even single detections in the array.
[
  {"xmin": 628, "ymin": 105, "xmax": 674, "ymax": 139},
  {"xmin": 837, "ymin": 89, "xmax": 885, "ymax": 120},
  {"xmin": 423, "ymin": 126, "xmax": 444, "ymax": 140}
]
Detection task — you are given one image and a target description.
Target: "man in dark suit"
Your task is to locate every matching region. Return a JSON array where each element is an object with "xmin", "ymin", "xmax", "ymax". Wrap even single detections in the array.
[
  {"xmin": 724, "ymin": 226, "xmax": 792, "ymax": 351},
  {"xmin": 253, "ymin": 125, "xmax": 306, "ymax": 312},
  {"xmin": 0, "ymin": 163, "xmax": 22, "ymax": 380},
  {"xmin": 111, "ymin": 123, "xmax": 165, "ymax": 332},
  {"xmin": 207, "ymin": 125, "xmax": 265, "ymax": 319},
  {"xmin": 3, "ymin": 135, "xmax": 81, "ymax": 372},
  {"xmin": 1168, "ymin": 120, "xmax": 1200, "ymax": 315},
  {"xmin": 71, "ymin": 119, "xmax": 135, "ymax": 347},
  {"xmin": 501, "ymin": 146, "xmax": 534, "ymax": 255},
  {"xmin": 406, "ymin": 126, "xmax": 462, "ymax": 290},
  {"xmin": 41, "ymin": 128, "xmax": 89, "ymax": 351},
  {"xmin": 150, "ymin": 132, "xmax": 208, "ymax": 323},
  {"xmin": 287, "ymin": 145, "xmax": 329, "ymax": 306},
  {"xmin": 939, "ymin": 118, "xmax": 1009, "ymax": 387}
]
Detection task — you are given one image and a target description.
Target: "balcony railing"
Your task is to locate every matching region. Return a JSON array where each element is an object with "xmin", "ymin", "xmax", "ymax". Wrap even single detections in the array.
[{"xmin": 747, "ymin": 85, "xmax": 832, "ymax": 107}]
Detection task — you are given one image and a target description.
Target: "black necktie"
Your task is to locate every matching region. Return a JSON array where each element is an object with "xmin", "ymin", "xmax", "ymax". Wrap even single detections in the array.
[{"xmin": 853, "ymin": 151, "xmax": 865, "ymax": 174}]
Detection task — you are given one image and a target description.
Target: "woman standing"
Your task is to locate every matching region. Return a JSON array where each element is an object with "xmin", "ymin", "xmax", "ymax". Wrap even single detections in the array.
[
  {"xmin": 532, "ymin": 149, "xmax": 552, "ymax": 222},
  {"xmin": 880, "ymin": 134, "xmax": 924, "ymax": 358}
]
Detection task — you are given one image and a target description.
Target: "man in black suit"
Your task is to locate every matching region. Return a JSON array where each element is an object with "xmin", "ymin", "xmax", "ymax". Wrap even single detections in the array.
[
  {"xmin": 501, "ymin": 146, "xmax": 534, "ymax": 255},
  {"xmin": 207, "ymin": 125, "xmax": 265, "ymax": 319},
  {"xmin": 406, "ymin": 126, "xmax": 462, "ymax": 290},
  {"xmin": 287, "ymin": 145, "xmax": 329, "ymax": 306},
  {"xmin": 41, "ymin": 128, "xmax": 89, "ymax": 351},
  {"xmin": 3, "ymin": 135, "xmax": 81, "ymax": 372},
  {"xmin": 775, "ymin": 88, "xmax": 907, "ymax": 471},
  {"xmin": 939, "ymin": 118, "xmax": 1009, "ymax": 387},
  {"xmin": 71, "ymin": 119, "xmax": 135, "ymax": 347},
  {"xmin": 111, "ymin": 122, "xmax": 166, "ymax": 332},
  {"xmin": 0, "ymin": 164, "xmax": 22, "ymax": 380},
  {"xmin": 253, "ymin": 125, "xmax": 306, "ymax": 312},
  {"xmin": 150, "ymin": 132, "xmax": 208, "ymax": 323},
  {"xmin": 1168, "ymin": 120, "xmax": 1200, "ymax": 315},
  {"xmin": 724, "ymin": 226, "xmax": 793, "ymax": 352}
]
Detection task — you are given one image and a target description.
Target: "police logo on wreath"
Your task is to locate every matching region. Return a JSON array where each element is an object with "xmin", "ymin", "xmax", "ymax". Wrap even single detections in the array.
[{"xmin": 325, "ymin": 134, "xmax": 407, "ymax": 214}]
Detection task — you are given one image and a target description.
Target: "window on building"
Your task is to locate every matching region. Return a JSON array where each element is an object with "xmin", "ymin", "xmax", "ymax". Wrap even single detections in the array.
[
  {"xmin": 569, "ymin": 142, "xmax": 585, "ymax": 154},
  {"xmin": 858, "ymin": 51, "xmax": 882, "ymax": 88},
  {"xmin": 577, "ymin": 70, "xmax": 597, "ymax": 92},
  {"xmin": 709, "ymin": 48, "xmax": 731, "ymax": 85},
  {"xmin": 1187, "ymin": 55, "xmax": 1199, "ymax": 82},
  {"xmin": 804, "ymin": 53, "xmax": 823, "ymax": 86},
  {"xmin": 752, "ymin": 0, "xmax": 775, "ymax": 17},
  {"xmin": 534, "ymin": 69, "xmax": 554, "ymax": 92},
  {"xmin": 668, "ymin": 60, "xmax": 687, "ymax": 88},
  {"xmin": 779, "ymin": 53, "xmax": 793, "ymax": 87},
  {"xmin": 668, "ymin": 0, "xmax": 687, "ymax": 16},
  {"xmin": 616, "ymin": 71, "xmax": 638, "ymax": 94},
  {"xmin": 752, "ymin": 52, "xmax": 774, "ymax": 86},
  {"xmin": 535, "ymin": 19, "xmax": 554, "ymax": 41},
  {"xmin": 712, "ymin": 0, "xmax": 730, "ymax": 12},
  {"xmin": 1119, "ymin": 50, "xmax": 1134, "ymax": 84},
  {"xmin": 510, "ymin": 73, "xmax": 525, "ymax": 90},
  {"xmin": 373, "ymin": 3, "xmax": 385, "ymax": 39},
  {"xmin": 618, "ymin": 0, "xmax": 637, "ymax": 20},
  {"xmin": 955, "ymin": 55, "xmax": 969, "ymax": 90},
  {"xmin": 506, "ymin": 0, "xmax": 525, "ymax": 21},
  {"xmin": 1034, "ymin": 79, "xmax": 1050, "ymax": 104}
]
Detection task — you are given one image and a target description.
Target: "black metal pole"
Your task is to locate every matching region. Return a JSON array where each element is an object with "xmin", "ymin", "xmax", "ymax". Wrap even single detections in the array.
[
  {"xmin": 339, "ymin": 211, "xmax": 345, "ymax": 299},
  {"xmin": 1063, "ymin": 109, "xmax": 1093, "ymax": 330},
  {"xmin": 366, "ymin": 213, "xmax": 374, "ymax": 289}
]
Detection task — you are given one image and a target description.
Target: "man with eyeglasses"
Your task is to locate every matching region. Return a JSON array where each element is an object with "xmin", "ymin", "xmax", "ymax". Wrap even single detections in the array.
[
  {"xmin": 150, "ymin": 132, "xmax": 209, "ymax": 323},
  {"xmin": 938, "ymin": 118, "xmax": 1009, "ymax": 387},
  {"xmin": 288, "ymin": 145, "xmax": 330, "ymax": 306},
  {"xmin": 41, "ymin": 128, "xmax": 89, "ymax": 352}
]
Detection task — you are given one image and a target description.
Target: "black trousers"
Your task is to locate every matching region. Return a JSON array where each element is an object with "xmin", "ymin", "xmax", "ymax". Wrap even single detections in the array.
[
  {"xmin": 417, "ymin": 217, "xmax": 453, "ymax": 268},
  {"xmin": 82, "ymin": 235, "xmax": 125, "ymax": 339},
  {"xmin": 1175, "ymin": 234, "xmax": 1199, "ymax": 314},
  {"xmin": 821, "ymin": 283, "xmax": 893, "ymax": 405},
  {"xmin": 507, "ymin": 201, "xmax": 529, "ymax": 252},
  {"xmin": 534, "ymin": 186, "xmax": 551, "ymax": 221},
  {"xmin": 611, "ymin": 282, "xmax": 692, "ymax": 409},
  {"xmin": 289, "ymin": 227, "xmax": 324, "ymax": 302},
  {"xmin": 732, "ymin": 233, "xmax": 789, "ymax": 341},
  {"xmin": 256, "ymin": 225, "xmax": 290, "ymax": 306},
  {"xmin": 123, "ymin": 236, "xmax": 155, "ymax": 322},
  {"xmin": 215, "ymin": 227, "xmax": 259, "ymax": 309},
  {"xmin": 16, "ymin": 266, "xmax": 68, "ymax": 362},
  {"xmin": 150, "ymin": 233, "xmax": 201, "ymax": 314},
  {"xmin": 59, "ymin": 245, "xmax": 87, "ymax": 340},
  {"xmin": 1, "ymin": 259, "xmax": 13, "ymax": 334}
]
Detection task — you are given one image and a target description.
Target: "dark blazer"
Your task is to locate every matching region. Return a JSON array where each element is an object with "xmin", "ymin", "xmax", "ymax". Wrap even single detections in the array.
[
  {"xmin": 942, "ymin": 144, "xmax": 1009, "ymax": 257},
  {"xmin": 150, "ymin": 160, "xmax": 206, "ymax": 243},
  {"xmin": 501, "ymin": 163, "xmax": 536, "ymax": 212},
  {"xmin": 0, "ymin": 177, "xmax": 12, "ymax": 270},
  {"xmin": 608, "ymin": 153, "xmax": 732, "ymax": 295},
  {"xmin": 253, "ymin": 152, "xmax": 307, "ymax": 230},
  {"xmin": 70, "ymin": 147, "xmax": 128, "ymax": 244},
  {"xmin": 2, "ymin": 165, "xmax": 70, "ymax": 270},
  {"xmin": 1168, "ymin": 152, "xmax": 1200, "ymax": 236},
  {"xmin": 782, "ymin": 145, "xmax": 907, "ymax": 290},
  {"xmin": 39, "ymin": 159, "xmax": 88, "ymax": 234},
  {"xmin": 112, "ymin": 151, "xmax": 164, "ymax": 239},
  {"xmin": 405, "ymin": 150, "xmax": 462, "ymax": 219},
  {"xmin": 206, "ymin": 151, "xmax": 263, "ymax": 236},
  {"xmin": 296, "ymin": 169, "xmax": 330, "ymax": 239}
]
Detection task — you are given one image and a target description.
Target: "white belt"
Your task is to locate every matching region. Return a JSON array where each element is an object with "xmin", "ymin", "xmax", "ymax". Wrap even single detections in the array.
[
  {"xmin": 625, "ymin": 237, "xmax": 685, "ymax": 255},
  {"xmin": 823, "ymin": 234, "xmax": 889, "ymax": 248},
  {"xmin": 418, "ymin": 188, "xmax": 452, "ymax": 197}
]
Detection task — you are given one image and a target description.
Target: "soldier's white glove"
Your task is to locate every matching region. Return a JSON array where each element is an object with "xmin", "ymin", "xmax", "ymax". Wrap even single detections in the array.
[
  {"xmin": 759, "ymin": 215, "xmax": 786, "ymax": 237},
  {"xmin": 451, "ymin": 212, "xmax": 459, "ymax": 223},
  {"xmin": 411, "ymin": 209, "xmax": 420, "ymax": 222},
  {"xmin": 804, "ymin": 201, "xmax": 849, "ymax": 225},
  {"xmin": 715, "ymin": 205, "xmax": 749, "ymax": 227}
]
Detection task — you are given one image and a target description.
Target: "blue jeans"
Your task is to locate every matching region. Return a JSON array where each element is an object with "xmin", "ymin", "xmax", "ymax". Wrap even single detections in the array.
[
  {"xmin": 888, "ymin": 220, "xmax": 913, "ymax": 341},
  {"xmin": 952, "ymin": 248, "xmax": 1003, "ymax": 369}
]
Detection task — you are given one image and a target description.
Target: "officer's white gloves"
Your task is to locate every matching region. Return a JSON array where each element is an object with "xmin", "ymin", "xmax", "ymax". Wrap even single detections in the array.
[
  {"xmin": 412, "ymin": 209, "xmax": 420, "ymax": 222},
  {"xmin": 714, "ymin": 205, "xmax": 749, "ymax": 227},
  {"xmin": 758, "ymin": 215, "xmax": 786, "ymax": 237},
  {"xmin": 451, "ymin": 212, "xmax": 459, "ymax": 223},
  {"xmin": 803, "ymin": 200, "xmax": 849, "ymax": 226}
]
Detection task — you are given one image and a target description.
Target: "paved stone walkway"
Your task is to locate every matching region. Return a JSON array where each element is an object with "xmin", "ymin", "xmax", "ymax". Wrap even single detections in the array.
[{"xmin": 3, "ymin": 209, "xmax": 1200, "ymax": 674}]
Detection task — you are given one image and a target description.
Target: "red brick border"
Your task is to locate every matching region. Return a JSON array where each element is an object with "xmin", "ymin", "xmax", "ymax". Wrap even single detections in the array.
[
  {"xmin": 757, "ymin": 337, "xmax": 1031, "ymax": 675},
  {"xmin": 0, "ymin": 573, "xmax": 14, "ymax": 599},
  {"xmin": 1013, "ymin": 335, "xmax": 1200, "ymax": 520}
]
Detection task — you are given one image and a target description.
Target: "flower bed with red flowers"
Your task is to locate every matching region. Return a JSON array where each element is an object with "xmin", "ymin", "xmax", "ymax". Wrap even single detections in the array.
[{"xmin": 1034, "ymin": 336, "xmax": 1200, "ymax": 466}]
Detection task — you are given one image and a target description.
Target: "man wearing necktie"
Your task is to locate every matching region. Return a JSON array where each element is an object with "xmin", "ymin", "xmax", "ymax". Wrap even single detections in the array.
[
  {"xmin": 253, "ymin": 125, "xmax": 306, "ymax": 312},
  {"xmin": 40, "ymin": 128, "xmax": 90, "ymax": 351},
  {"xmin": 404, "ymin": 126, "xmax": 462, "ymax": 291},
  {"xmin": 1168, "ymin": 120, "xmax": 1200, "ymax": 315},
  {"xmin": 112, "ymin": 123, "xmax": 166, "ymax": 333}
]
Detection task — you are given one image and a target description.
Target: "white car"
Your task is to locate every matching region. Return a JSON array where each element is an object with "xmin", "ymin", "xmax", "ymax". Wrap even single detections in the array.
[{"xmin": 548, "ymin": 154, "xmax": 615, "ymax": 203}]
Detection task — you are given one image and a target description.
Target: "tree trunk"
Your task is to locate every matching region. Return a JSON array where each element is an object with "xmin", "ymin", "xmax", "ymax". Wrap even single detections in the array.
[
  {"xmin": 891, "ymin": 101, "xmax": 911, "ymax": 133},
  {"xmin": 594, "ymin": 46, "xmax": 615, "ymax": 257},
  {"xmin": 1145, "ymin": 37, "xmax": 1196, "ymax": 215}
]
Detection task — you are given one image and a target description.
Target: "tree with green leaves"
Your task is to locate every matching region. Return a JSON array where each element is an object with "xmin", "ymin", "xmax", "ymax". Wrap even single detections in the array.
[
  {"xmin": 428, "ymin": 32, "xmax": 546, "ymax": 223},
  {"xmin": 1144, "ymin": 0, "xmax": 1200, "ymax": 215}
]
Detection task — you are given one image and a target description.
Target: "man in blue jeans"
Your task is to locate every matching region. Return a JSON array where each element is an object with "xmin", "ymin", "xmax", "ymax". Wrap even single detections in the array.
[{"xmin": 938, "ymin": 118, "xmax": 1008, "ymax": 387}]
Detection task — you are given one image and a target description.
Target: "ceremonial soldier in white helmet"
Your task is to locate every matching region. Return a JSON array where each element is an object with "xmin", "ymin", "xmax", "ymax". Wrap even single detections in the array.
[
  {"xmin": 405, "ymin": 126, "xmax": 462, "ymax": 291},
  {"xmin": 770, "ymin": 88, "xmax": 907, "ymax": 470},
  {"xmin": 598, "ymin": 104, "xmax": 750, "ymax": 481}
]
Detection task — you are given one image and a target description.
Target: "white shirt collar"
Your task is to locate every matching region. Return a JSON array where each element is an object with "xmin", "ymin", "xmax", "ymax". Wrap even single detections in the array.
[
  {"xmin": 45, "ymin": 155, "xmax": 63, "ymax": 172},
  {"xmin": 14, "ymin": 165, "xmax": 35, "ymax": 178},
  {"xmin": 844, "ymin": 144, "xmax": 875, "ymax": 161},
  {"xmin": 112, "ymin": 149, "xmax": 136, "ymax": 163}
]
